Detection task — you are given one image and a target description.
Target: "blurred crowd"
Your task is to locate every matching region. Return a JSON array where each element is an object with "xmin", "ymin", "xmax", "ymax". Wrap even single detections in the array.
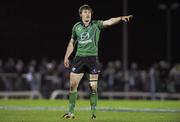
[{"xmin": 0, "ymin": 58, "xmax": 180, "ymax": 98}]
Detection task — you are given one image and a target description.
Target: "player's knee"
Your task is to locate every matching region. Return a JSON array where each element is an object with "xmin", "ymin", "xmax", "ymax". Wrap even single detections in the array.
[
  {"xmin": 70, "ymin": 81, "xmax": 78, "ymax": 92},
  {"xmin": 89, "ymin": 74, "xmax": 98, "ymax": 81},
  {"xmin": 89, "ymin": 81, "xmax": 97, "ymax": 94}
]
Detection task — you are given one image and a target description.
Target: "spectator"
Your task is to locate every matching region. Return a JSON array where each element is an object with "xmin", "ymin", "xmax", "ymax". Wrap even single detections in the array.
[
  {"xmin": 169, "ymin": 63, "xmax": 180, "ymax": 93},
  {"xmin": 157, "ymin": 60, "xmax": 170, "ymax": 92}
]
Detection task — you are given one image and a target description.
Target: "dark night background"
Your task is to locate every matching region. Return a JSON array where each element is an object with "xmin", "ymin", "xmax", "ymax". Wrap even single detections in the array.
[{"xmin": 0, "ymin": 0, "xmax": 180, "ymax": 69}]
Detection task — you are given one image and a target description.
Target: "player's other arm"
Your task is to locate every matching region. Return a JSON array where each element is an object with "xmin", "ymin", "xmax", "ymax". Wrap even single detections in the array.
[
  {"xmin": 64, "ymin": 38, "xmax": 75, "ymax": 68},
  {"xmin": 102, "ymin": 15, "xmax": 133, "ymax": 27}
]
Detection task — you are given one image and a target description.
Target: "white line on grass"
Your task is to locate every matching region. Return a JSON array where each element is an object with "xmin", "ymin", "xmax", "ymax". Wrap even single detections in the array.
[{"xmin": 0, "ymin": 106, "xmax": 180, "ymax": 113}]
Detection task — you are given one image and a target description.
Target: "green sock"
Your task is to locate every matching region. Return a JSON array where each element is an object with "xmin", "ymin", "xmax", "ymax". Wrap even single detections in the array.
[
  {"xmin": 68, "ymin": 92, "xmax": 77, "ymax": 113},
  {"xmin": 90, "ymin": 92, "xmax": 98, "ymax": 116}
]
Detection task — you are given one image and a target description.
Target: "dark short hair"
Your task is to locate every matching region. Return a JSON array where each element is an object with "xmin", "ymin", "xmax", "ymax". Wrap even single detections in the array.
[{"xmin": 79, "ymin": 4, "xmax": 93, "ymax": 16}]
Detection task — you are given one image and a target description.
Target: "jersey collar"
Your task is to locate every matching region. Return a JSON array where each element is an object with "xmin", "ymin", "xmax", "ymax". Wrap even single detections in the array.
[{"xmin": 80, "ymin": 20, "xmax": 92, "ymax": 27}]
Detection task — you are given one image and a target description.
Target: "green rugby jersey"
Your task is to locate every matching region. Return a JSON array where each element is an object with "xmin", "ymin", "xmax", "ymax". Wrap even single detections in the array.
[{"xmin": 71, "ymin": 20, "xmax": 103, "ymax": 57}]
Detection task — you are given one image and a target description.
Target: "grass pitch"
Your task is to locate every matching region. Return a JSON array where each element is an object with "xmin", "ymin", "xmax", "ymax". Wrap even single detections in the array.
[{"xmin": 0, "ymin": 99, "xmax": 180, "ymax": 122}]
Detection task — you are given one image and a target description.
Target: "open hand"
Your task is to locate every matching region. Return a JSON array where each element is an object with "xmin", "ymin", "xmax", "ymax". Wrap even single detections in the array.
[{"xmin": 121, "ymin": 15, "xmax": 133, "ymax": 22}]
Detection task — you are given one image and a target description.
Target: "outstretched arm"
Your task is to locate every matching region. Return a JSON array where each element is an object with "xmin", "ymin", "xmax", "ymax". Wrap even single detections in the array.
[
  {"xmin": 103, "ymin": 15, "xmax": 133, "ymax": 27},
  {"xmin": 64, "ymin": 38, "xmax": 75, "ymax": 68}
]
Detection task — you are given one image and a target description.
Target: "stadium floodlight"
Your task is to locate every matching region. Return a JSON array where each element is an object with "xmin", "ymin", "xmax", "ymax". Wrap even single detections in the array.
[
  {"xmin": 122, "ymin": 0, "xmax": 129, "ymax": 93},
  {"xmin": 158, "ymin": 2, "xmax": 179, "ymax": 65}
]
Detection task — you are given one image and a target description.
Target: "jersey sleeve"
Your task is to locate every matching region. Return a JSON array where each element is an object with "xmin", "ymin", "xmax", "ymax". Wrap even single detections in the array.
[
  {"xmin": 71, "ymin": 24, "xmax": 77, "ymax": 40},
  {"xmin": 95, "ymin": 20, "xmax": 104, "ymax": 29}
]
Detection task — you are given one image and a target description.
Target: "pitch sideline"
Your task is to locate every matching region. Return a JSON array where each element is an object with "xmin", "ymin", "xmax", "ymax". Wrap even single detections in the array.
[{"xmin": 0, "ymin": 106, "xmax": 180, "ymax": 113}]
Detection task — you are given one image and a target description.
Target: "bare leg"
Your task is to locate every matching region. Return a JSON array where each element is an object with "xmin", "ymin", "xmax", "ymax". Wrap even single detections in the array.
[
  {"xmin": 89, "ymin": 74, "xmax": 98, "ymax": 118},
  {"xmin": 68, "ymin": 72, "xmax": 84, "ymax": 114}
]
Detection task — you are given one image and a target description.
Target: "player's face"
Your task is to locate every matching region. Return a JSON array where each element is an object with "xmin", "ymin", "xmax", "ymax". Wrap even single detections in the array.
[{"xmin": 81, "ymin": 9, "xmax": 92, "ymax": 23}]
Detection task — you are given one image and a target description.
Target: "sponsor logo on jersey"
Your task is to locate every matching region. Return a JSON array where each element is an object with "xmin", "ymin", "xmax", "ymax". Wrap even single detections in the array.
[
  {"xmin": 81, "ymin": 32, "xmax": 89, "ymax": 40},
  {"xmin": 79, "ymin": 39, "xmax": 92, "ymax": 44},
  {"xmin": 77, "ymin": 27, "xmax": 82, "ymax": 31},
  {"xmin": 79, "ymin": 32, "xmax": 92, "ymax": 44}
]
